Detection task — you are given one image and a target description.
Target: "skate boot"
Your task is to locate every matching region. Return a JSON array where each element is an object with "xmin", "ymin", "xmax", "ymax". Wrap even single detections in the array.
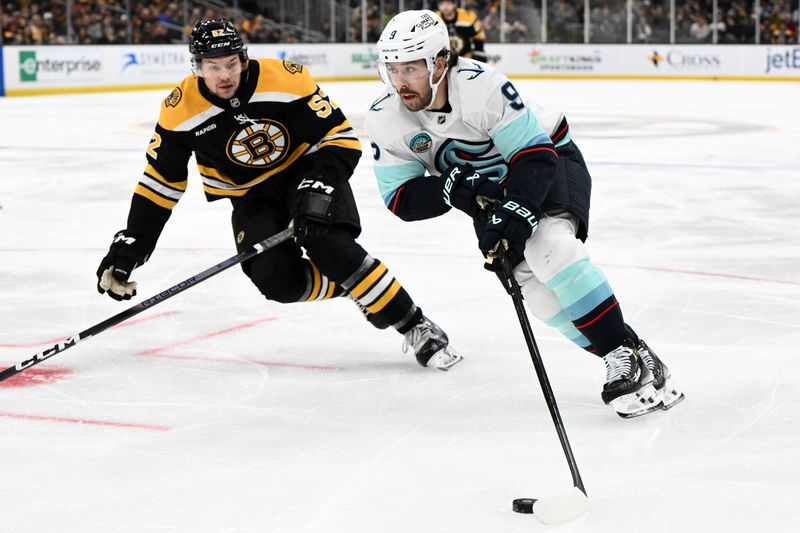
[
  {"xmin": 402, "ymin": 316, "xmax": 463, "ymax": 370},
  {"xmin": 601, "ymin": 342, "xmax": 660, "ymax": 418},
  {"xmin": 348, "ymin": 294, "xmax": 390, "ymax": 330},
  {"xmin": 636, "ymin": 340, "xmax": 685, "ymax": 410}
]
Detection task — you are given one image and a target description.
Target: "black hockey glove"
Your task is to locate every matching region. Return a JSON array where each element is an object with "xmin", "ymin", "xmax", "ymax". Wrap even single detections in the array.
[
  {"xmin": 96, "ymin": 230, "xmax": 149, "ymax": 301},
  {"xmin": 292, "ymin": 173, "xmax": 337, "ymax": 248},
  {"xmin": 440, "ymin": 163, "xmax": 503, "ymax": 219},
  {"xmin": 478, "ymin": 198, "xmax": 538, "ymax": 272}
]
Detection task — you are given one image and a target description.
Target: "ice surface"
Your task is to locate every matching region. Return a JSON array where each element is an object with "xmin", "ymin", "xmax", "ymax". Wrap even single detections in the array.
[{"xmin": 1, "ymin": 78, "xmax": 798, "ymax": 532}]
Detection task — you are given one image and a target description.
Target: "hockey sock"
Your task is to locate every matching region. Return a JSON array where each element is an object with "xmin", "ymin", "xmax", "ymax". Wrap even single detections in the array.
[
  {"xmin": 300, "ymin": 260, "xmax": 343, "ymax": 302},
  {"xmin": 339, "ymin": 255, "xmax": 421, "ymax": 333},
  {"xmin": 545, "ymin": 256, "xmax": 629, "ymax": 356},
  {"xmin": 305, "ymin": 228, "xmax": 421, "ymax": 332},
  {"xmin": 545, "ymin": 309, "xmax": 594, "ymax": 352}
]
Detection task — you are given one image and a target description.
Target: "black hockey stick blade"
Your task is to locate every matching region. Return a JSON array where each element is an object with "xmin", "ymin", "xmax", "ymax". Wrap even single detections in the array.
[{"xmin": 0, "ymin": 227, "xmax": 294, "ymax": 383}]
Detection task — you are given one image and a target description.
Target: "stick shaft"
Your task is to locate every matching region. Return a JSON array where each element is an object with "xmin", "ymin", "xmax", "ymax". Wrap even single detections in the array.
[
  {"xmin": 0, "ymin": 228, "xmax": 294, "ymax": 383},
  {"xmin": 501, "ymin": 255, "xmax": 586, "ymax": 494}
]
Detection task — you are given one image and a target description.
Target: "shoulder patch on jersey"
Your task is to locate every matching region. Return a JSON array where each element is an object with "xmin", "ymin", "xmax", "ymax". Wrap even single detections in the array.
[
  {"xmin": 282, "ymin": 60, "xmax": 303, "ymax": 74},
  {"xmin": 165, "ymin": 87, "xmax": 182, "ymax": 107},
  {"xmin": 409, "ymin": 132, "xmax": 433, "ymax": 153},
  {"xmin": 158, "ymin": 76, "xmax": 218, "ymax": 132}
]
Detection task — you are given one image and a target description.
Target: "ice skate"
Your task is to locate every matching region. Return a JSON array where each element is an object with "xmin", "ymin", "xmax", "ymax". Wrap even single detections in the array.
[
  {"xmin": 601, "ymin": 342, "xmax": 659, "ymax": 418},
  {"xmin": 402, "ymin": 316, "xmax": 463, "ymax": 370},
  {"xmin": 636, "ymin": 340, "xmax": 685, "ymax": 410},
  {"xmin": 348, "ymin": 293, "xmax": 390, "ymax": 330}
]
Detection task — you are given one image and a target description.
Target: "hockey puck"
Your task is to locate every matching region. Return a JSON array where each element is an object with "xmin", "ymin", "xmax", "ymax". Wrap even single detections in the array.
[{"xmin": 512, "ymin": 498, "xmax": 536, "ymax": 514}]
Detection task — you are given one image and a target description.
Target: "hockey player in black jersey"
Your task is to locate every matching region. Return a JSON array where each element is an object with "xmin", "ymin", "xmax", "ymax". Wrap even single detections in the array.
[
  {"xmin": 95, "ymin": 19, "xmax": 461, "ymax": 370},
  {"xmin": 436, "ymin": 0, "xmax": 487, "ymax": 63}
]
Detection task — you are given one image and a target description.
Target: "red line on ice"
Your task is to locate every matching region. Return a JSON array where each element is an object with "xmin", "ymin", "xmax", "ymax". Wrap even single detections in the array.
[
  {"xmin": 599, "ymin": 263, "xmax": 800, "ymax": 286},
  {"xmin": 0, "ymin": 311, "xmax": 182, "ymax": 348},
  {"xmin": 136, "ymin": 316, "xmax": 280, "ymax": 356},
  {"xmin": 0, "ymin": 411, "xmax": 169, "ymax": 431}
]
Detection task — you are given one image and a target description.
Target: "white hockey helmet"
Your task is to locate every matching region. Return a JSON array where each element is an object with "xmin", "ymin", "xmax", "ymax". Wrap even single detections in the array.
[{"xmin": 377, "ymin": 10, "xmax": 451, "ymax": 109}]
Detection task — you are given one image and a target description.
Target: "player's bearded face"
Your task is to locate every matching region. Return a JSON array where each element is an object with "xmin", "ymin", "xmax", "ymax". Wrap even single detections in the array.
[
  {"xmin": 199, "ymin": 55, "xmax": 242, "ymax": 99},
  {"xmin": 385, "ymin": 60, "xmax": 433, "ymax": 112}
]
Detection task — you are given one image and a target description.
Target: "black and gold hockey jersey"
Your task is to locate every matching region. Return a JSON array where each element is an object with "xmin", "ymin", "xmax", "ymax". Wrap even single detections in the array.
[
  {"xmin": 436, "ymin": 7, "xmax": 486, "ymax": 59},
  {"xmin": 126, "ymin": 58, "xmax": 361, "ymax": 253}
]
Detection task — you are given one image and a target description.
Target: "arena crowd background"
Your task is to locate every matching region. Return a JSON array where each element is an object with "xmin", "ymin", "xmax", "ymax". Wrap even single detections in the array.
[{"xmin": 1, "ymin": 0, "xmax": 798, "ymax": 47}]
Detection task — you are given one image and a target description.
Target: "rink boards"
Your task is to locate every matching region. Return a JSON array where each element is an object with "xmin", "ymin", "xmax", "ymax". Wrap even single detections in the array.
[{"xmin": 1, "ymin": 43, "xmax": 798, "ymax": 96}]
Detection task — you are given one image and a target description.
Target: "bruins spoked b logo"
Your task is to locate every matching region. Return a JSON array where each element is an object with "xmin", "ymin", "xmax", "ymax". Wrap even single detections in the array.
[{"xmin": 227, "ymin": 119, "xmax": 289, "ymax": 167}]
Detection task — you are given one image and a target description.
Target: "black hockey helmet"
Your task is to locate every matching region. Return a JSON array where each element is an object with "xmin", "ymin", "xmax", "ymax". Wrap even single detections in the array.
[{"xmin": 189, "ymin": 18, "xmax": 248, "ymax": 72}]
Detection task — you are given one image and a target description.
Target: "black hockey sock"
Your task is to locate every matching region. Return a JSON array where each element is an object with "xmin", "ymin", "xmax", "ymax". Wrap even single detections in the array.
[
  {"xmin": 299, "ymin": 260, "xmax": 343, "ymax": 302},
  {"xmin": 305, "ymin": 228, "xmax": 421, "ymax": 332},
  {"xmin": 571, "ymin": 295, "xmax": 630, "ymax": 356},
  {"xmin": 339, "ymin": 255, "xmax": 422, "ymax": 333}
]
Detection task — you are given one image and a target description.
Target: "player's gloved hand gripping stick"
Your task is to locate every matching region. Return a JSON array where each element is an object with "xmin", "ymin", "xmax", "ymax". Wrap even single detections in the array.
[{"xmin": 0, "ymin": 228, "xmax": 294, "ymax": 384}]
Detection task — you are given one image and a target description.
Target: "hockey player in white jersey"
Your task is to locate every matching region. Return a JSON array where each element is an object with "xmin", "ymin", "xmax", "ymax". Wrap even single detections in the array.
[{"xmin": 364, "ymin": 10, "xmax": 684, "ymax": 417}]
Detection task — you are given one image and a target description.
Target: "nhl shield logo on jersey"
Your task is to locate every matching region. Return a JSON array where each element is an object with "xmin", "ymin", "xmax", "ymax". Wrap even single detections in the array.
[
  {"xmin": 409, "ymin": 133, "xmax": 433, "ymax": 153},
  {"xmin": 227, "ymin": 119, "xmax": 290, "ymax": 167},
  {"xmin": 164, "ymin": 87, "xmax": 182, "ymax": 108}
]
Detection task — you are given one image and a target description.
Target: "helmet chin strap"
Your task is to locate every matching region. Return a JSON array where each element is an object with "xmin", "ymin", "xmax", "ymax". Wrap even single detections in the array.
[{"xmin": 424, "ymin": 63, "xmax": 449, "ymax": 111}]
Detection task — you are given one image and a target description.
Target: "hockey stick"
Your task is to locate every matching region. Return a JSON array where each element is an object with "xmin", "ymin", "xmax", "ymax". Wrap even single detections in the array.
[
  {"xmin": 499, "ymin": 253, "xmax": 589, "ymax": 524},
  {"xmin": 0, "ymin": 227, "xmax": 294, "ymax": 384}
]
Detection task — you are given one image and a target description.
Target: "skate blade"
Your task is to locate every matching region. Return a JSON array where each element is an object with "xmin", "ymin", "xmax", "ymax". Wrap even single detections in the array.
[
  {"xmin": 660, "ymin": 390, "xmax": 685, "ymax": 410},
  {"xmin": 428, "ymin": 348, "xmax": 463, "ymax": 371},
  {"xmin": 610, "ymin": 382, "xmax": 660, "ymax": 418},
  {"xmin": 658, "ymin": 376, "xmax": 685, "ymax": 410}
]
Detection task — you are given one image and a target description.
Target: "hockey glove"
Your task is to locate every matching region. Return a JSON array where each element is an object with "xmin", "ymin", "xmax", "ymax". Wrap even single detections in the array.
[
  {"xmin": 478, "ymin": 199, "xmax": 538, "ymax": 272},
  {"xmin": 440, "ymin": 163, "xmax": 503, "ymax": 219},
  {"xmin": 96, "ymin": 230, "xmax": 149, "ymax": 301},
  {"xmin": 292, "ymin": 173, "xmax": 337, "ymax": 248}
]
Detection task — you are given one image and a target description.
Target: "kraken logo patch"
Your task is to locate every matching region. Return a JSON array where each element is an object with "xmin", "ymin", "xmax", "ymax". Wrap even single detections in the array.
[
  {"xmin": 164, "ymin": 87, "xmax": 182, "ymax": 108},
  {"xmin": 227, "ymin": 118, "xmax": 290, "ymax": 167},
  {"xmin": 282, "ymin": 60, "xmax": 303, "ymax": 74},
  {"xmin": 236, "ymin": 230, "xmax": 245, "ymax": 244}
]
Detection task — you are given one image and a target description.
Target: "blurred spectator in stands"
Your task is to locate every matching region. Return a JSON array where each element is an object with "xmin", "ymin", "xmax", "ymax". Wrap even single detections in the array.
[
  {"xmin": 437, "ymin": 0, "xmax": 487, "ymax": 61},
  {"xmin": 549, "ymin": 0, "xmax": 580, "ymax": 42},
  {"xmin": 689, "ymin": 14, "xmax": 712, "ymax": 42}
]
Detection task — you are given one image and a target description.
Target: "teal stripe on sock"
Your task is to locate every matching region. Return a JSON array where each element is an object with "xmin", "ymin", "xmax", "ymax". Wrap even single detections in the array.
[
  {"xmin": 561, "ymin": 282, "xmax": 614, "ymax": 321},
  {"xmin": 546, "ymin": 310, "xmax": 591, "ymax": 348},
  {"xmin": 545, "ymin": 257, "xmax": 607, "ymax": 308}
]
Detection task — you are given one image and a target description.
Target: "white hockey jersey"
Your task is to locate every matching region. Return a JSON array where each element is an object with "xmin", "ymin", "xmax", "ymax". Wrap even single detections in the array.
[{"xmin": 364, "ymin": 58, "xmax": 571, "ymax": 207}]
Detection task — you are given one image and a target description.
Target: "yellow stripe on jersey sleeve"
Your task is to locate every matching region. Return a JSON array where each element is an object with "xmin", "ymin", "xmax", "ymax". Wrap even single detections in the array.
[
  {"xmin": 201, "ymin": 185, "xmax": 250, "ymax": 197},
  {"xmin": 318, "ymin": 138, "xmax": 362, "ymax": 151},
  {"xmin": 323, "ymin": 120, "xmax": 355, "ymax": 137},
  {"xmin": 144, "ymin": 164, "xmax": 187, "ymax": 191},
  {"xmin": 134, "ymin": 183, "xmax": 178, "ymax": 209}
]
